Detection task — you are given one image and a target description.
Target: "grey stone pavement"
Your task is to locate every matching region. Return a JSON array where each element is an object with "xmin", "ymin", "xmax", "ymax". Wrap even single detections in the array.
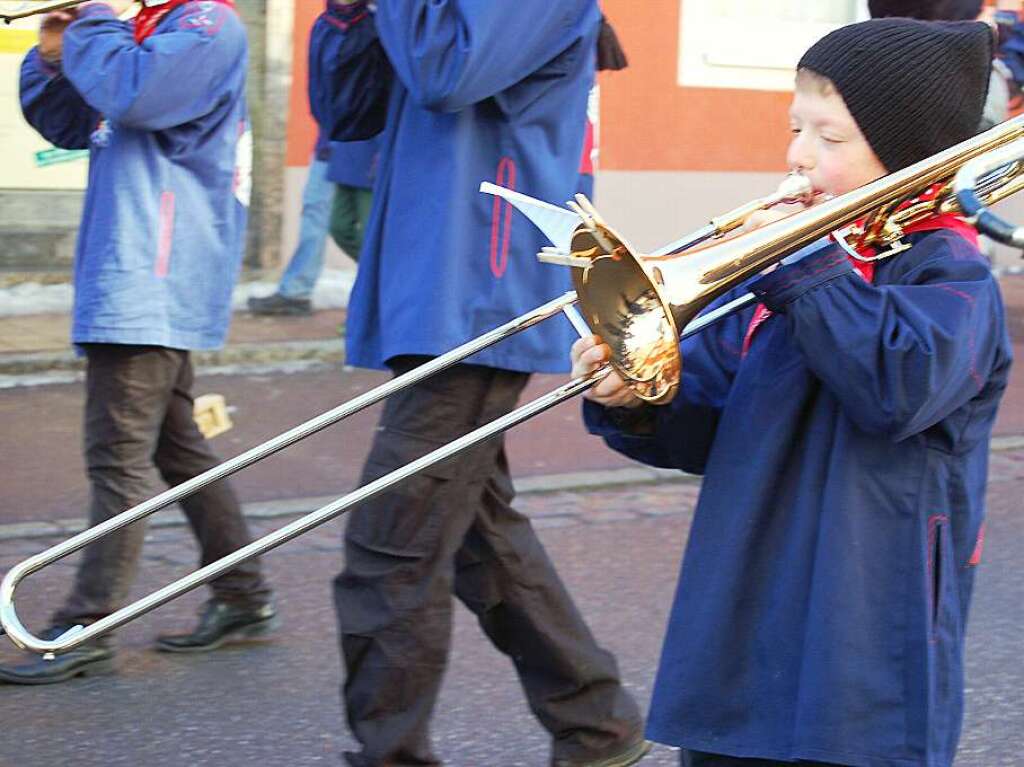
[{"xmin": 1, "ymin": 466, "xmax": 1022, "ymax": 766}]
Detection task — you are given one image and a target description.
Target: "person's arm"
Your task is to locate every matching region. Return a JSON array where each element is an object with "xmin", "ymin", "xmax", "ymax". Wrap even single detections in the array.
[
  {"xmin": 20, "ymin": 46, "xmax": 100, "ymax": 150},
  {"xmin": 994, "ymin": 3, "xmax": 1024, "ymax": 88},
  {"xmin": 308, "ymin": 2, "xmax": 393, "ymax": 141},
  {"xmin": 576, "ymin": 292, "xmax": 748, "ymax": 474},
  {"xmin": 749, "ymin": 232, "xmax": 1007, "ymax": 442},
  {"xmin": 373, "ymin": 0, "xmax": 599, "ymax": 112},
  {"xmin": 19, "ymin": 10, "xmax": 101, "ymax": 149},
  {"xmin": 582, "ymin": 397, "xmax": 723, "ymax": 475},
  {"xmin": 60, "ymin": 2, "xmax": 246, "ymax": 131}
]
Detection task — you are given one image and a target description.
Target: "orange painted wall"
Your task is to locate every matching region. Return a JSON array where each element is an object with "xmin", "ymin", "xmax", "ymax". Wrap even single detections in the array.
[
  {"xmin": 284, "ymin": 0, "xmax": 793, "ymax": 173},
  {"xmin": 598, "ymin": 0, "xmax": 791, "ymax": 172},
  {"xmin": 285, "ymin": 1, "xmax": 321, "ymax": 167}
]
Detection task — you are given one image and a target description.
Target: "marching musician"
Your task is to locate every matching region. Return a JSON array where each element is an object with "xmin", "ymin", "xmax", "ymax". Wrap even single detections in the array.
[
  {"xmin": 572, "ymin": 18, "xmax": 1011, "ymax": 767},
  {"xmin": 0, "ymin": 0, "xmax": 276, "ymax": 685},
  {"xmin": 314, "ymin": 1, "xmax": 648, "ymax": 765}
]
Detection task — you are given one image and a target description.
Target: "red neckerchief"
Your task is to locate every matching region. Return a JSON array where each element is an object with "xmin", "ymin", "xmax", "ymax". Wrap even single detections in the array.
[
  {"xmin": 741, "ymin": 192, "xmax": 978, "ymax": 357},
  {"xmin": 134, "ymin": 0, "xmax": 235, "ymax": 43}
]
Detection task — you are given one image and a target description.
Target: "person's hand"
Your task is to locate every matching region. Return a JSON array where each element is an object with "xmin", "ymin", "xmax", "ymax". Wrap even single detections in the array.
[
  {"xmin": 570, "ymin": 335, "xmax": 643, "ymax": 409},
  {"xmin": 740, "ymin": 207, "xmax": 791, "ymax": 234},
  {"xmin": 38, "ymin": 10, "xmax": 77, "ymax": 63}
]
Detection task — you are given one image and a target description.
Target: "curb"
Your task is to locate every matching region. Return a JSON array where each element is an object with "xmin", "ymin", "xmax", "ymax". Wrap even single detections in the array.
[{"xmin": 0, "ymin": 466, "xmax": 694, "ymax": 542}]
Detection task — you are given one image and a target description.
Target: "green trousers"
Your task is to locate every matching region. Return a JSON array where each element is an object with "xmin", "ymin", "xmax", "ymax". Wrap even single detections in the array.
[{"xmin": 329, "ymin": 184, "xmax": 374, "ymax": 262}]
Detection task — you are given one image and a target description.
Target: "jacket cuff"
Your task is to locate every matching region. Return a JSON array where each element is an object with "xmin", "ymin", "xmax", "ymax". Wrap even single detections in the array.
[
  {"xmin": 583, "ymin": 400, "xmax": 657, "ymax": 438},
  {"xmin": 749, "ymin": 245, "xmax": 855, "ymax": 312},
  {"xmin": 30, "ymin": 47, "xmax": 62, "ymax": 77}
]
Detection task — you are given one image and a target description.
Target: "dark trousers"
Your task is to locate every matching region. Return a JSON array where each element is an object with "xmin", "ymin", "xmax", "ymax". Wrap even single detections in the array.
[
  {"xmin": 54, "ymin": 344, "xmax": 271, "ymax": 629},
  {"xmin": 681, "ymin": 751, "xmax": 846, "ymax": 767},
  {"xmin": 334, "ymin": 359, "xmax": 642, "ymax": 767}
]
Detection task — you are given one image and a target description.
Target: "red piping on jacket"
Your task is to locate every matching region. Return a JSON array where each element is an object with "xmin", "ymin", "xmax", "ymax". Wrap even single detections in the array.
[{"xmin": 489, "ymin": 157, "xmax": 516, "ymax": 279}]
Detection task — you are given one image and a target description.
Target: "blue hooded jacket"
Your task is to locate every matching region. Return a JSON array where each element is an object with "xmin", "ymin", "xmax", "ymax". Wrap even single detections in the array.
[
  {"xmin": 19, "ymin": 2, "xmax": 250, "ymax": 350},
  {"xmin": 585, "ymin": 232, "xmax": 1012, "ymax": 766},
  {"xmin": 309, "ymin": 0, "xmax": 601, "ymax": 373},
  {"xmin": 327, "ymin": 139, "xmax": 378, "ymax": 190}
]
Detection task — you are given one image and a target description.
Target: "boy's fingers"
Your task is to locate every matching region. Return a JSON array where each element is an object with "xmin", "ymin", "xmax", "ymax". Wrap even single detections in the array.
[
  {"xmin": 571, "ymin": 334, "xmax": 602, "ymax": 355},
  {"xmin": 588, "ymin": 371, "xmax": 628, "ymax": 402},
  {"xmin": 570, "ymin": 336, "xmax": 593, "ymax": 358},
  {"xmin": 581, "ymin": 346, "xmax": 608, "ymax": 366},
  {"xmin": 571, "ymin": 337, "xmax": 614, "ymax": 381}
]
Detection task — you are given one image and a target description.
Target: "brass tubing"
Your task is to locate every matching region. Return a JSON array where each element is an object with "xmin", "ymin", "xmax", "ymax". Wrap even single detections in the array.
[
  {"xmin": 1, "ymin": 366, "xmax": 607, "ymax": 656},
  {"xmin": 0, "ymin": 292, "xmax": 580, "ymax": 655},
  {"xmin": 2, "ymin": 0, "xmax": 89, "ymax": 23}
]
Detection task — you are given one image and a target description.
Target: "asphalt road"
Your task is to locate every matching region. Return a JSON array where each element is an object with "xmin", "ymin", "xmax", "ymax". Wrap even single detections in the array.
[
  {"xmin": 0, "ymin": 471, "xmax": 1021, "ymax": 766},
  {"xmin": 0, "ymin": 367, "xmax": 638, "ymax": 527}
]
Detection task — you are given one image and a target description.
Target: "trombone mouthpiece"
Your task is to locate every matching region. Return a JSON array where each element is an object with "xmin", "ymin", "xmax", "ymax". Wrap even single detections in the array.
[{"xmin": 774, "ymin": 172, "xmax": 815, "ymax": 206}]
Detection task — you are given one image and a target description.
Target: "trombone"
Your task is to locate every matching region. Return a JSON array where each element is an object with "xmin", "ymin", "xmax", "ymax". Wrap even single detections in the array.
[
  {"xmin": 5, "ymin": 113, "xmax": 1024, "ymax": 657},
  {"xmin": 1, "ymin": 0, "xmax": 90, "ymax": 24}
]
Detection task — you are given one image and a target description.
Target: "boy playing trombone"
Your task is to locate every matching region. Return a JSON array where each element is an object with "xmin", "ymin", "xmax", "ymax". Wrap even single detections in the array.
[{"xmin": 573, "ymin": 18, "xmax": 1011, "ymax": 767}]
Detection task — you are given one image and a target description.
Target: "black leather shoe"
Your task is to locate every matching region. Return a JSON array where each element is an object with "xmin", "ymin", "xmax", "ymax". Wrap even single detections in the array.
[
  {"xmin": 0, "ymin": 626, "xmax": 115, "ymax": 686},
  {"xmin": 552, "ymin": 739, "xmax": 653, "ymax": 767},
  {"xmin": 247, "ymin": 293, "xmax": 312, "ymax": 316},
  {"xmin": 154, "ymin": 600, "xmax": 278, "ymax": 653}
]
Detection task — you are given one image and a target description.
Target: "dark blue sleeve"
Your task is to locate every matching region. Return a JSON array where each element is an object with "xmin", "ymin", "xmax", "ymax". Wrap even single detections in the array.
[
  {"xmin": 998, "ymin": 20, "xmax": 1024, "ymax": 86},
  {"xmin": 750, "ymin": 233, "xmax": 1007, "ymax": 441},
  {"xmin": 19, "ymin": 47, "xmax": 99, "ymax": 149},
  {"xmin": 309, "ymin": 7, "xmax": 393, "ymax": 141},
  {"xmin": 61, "ymin": 3, "xmax": 247, "ymax": 131},
  {"xmin": 583, "ymin": 399, "xmax": 721, "ymax": 475},
  {"xmin": 374, "ymin": 0, "xmax": 600, "ymax": 112},
  {"xmin": 583, "ymin": 291, "xmax": 749, "ymax": 474}
]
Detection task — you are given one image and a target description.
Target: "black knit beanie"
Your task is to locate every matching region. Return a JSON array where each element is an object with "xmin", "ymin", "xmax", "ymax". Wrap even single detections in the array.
[
  {"xmin": 798, "ymin": 18, "xmax": 993, "ymax": 171},
  {"xmin": 868, "ymin": 0, "xmax": 983, "ymax": 22}
]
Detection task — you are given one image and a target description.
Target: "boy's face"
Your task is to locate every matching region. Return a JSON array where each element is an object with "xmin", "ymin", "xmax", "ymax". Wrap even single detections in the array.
[{"xmin": 787, "ymin": 79, "xmax": 887, "ymax": 202}]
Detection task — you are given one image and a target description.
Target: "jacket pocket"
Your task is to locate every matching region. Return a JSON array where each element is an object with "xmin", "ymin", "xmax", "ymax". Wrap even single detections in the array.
[{"xmin": 927, "ymin": 513, "xmax": 949, "ymax": 643}]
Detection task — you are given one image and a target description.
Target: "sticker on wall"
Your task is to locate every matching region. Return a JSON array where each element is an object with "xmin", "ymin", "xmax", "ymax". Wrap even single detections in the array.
[{"xmin": 34, "ymin": 148, "xmax": 90, "ymax": 167}]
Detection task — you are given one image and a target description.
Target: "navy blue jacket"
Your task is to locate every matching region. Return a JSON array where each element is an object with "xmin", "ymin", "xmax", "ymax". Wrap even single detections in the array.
[
  {"xmin": 19, "ymin": 2, "xmax": 250, "ymax": 350},
  {"xmin": 310, "ymin": 0, "xmax": 600, "ymax": 373},
  {"xmin": 307, "ymin": 6, "xmax": 378, "ymax": 190},
  {"xmin": 586, "ymin": 231, "xmax": 1011, "ymax": 766}
]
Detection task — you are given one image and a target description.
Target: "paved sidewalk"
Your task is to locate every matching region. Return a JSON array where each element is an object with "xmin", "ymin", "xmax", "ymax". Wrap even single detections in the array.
[{"xmin": 0, "ymin": 308, "xmax": 347, "ymax": 355}]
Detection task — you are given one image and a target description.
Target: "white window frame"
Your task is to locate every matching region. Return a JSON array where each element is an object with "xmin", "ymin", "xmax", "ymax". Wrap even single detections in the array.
[{"xmin": 678, "ymin": 1, "xmax": 870, "ymax": 92}]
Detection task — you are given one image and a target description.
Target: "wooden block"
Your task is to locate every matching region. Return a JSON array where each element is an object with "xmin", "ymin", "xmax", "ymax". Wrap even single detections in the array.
[{"xmin": 193, "ymin": 393, "xmax": 233, "ymax": 439}]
